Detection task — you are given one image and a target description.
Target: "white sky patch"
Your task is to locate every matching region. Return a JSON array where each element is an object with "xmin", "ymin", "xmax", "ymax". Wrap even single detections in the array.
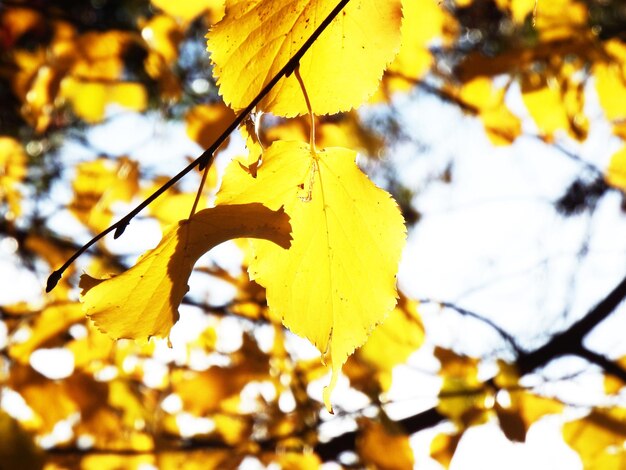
[{"xmin": 30, "ymin": 348, "xmax": 75, "ymax": 380}]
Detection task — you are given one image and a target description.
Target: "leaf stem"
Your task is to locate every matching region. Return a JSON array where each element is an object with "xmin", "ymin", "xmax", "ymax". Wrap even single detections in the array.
[
  {"xmin": 294, "ymin": 65, "xmax": 317, "ymax": 153},
  {"xmin": 189, "ymin": 164, "xmax": 209, "ymax": 219},
  {"xmin": 46, "ymin": 0, "xmax": 353, "ymax": 292}
]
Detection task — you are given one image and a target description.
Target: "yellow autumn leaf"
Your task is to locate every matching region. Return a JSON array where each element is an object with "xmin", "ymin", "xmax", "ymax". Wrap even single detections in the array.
[
  {"xmin": 430, "ymin": 432, "xmax": 461, "ymax": 469},
  {"xmin": 185, "ymin": 103, "xmax": 236, "ymax": 150},
  {"xmin": 0, "ymin": 136, "xmax": 27, "ymax": 218},
  {"xmin": 533, "ymin": 0, "xmax": 588, "ymax": 42},
  {"xmin": 357, "ymin": 420, "xmax": 414, "ymax": 470},
  {"xmin": 70, "ymin": 157, "xmax": 140, "ymax": 234},
  {"xmin": 494, "ymin": 0, "xmax": 535, "ymax": 24},
  {"xmin": 605, "ymin": 146, "xmax": 626, "ymax": 192},
  {"xmin": 563, "ymin": 408, "xmax": 626, "ymax": 469},
  {"xmin": 80, "ymin": 203, "xmax": 291, "ymax": 341},
  {"xmin": 60, "ymin": 78, "xmax": 148, "ymax": 123},
  {"xmin": 377, "ymin": 0, "xmax": 455, "ymax": 99},
  {"xmin": 264, "ymin": 452, "xmax": 321, "ymax": 470},
  {"xmin": 595, "ymin": 42, "xmax": 626, "ymax": 123},
  {"xmin": 349, "ymin": 294, "xmax": 424, "ymax": 392},
  {"xmin": 151, "ymin": 0, "xmax": 224, "ymax": 23},
  {"xmin": 216, "ymin": 140, "xmax": 406, "ymax": 411},
  {"xmin": 0, "ymin": 411, "xmax": 44, "ymax": 470},
  {"xmin": 458, "ymin": 77, "xmax": 521, "ymax": 146},
  {"xmin": 604, "ymin": 357, "xmax": 626, "ymax": 394},
  {"xmin": 141, "ymin": 14, "xmax": 183, "ymax": 65},
  {"xmin": 435, "ymin": 347, "xmax": 492, "ymax": 427},
  {"xmin": 207, "ymin": 0, "xmax": 402, "ymax": 117},
  {"xmin": 264, "ymin": 112, "xmax": 384, "ymax": 157},
  {"xmin": 9, "ymin": 303, "xmax": 84, "ymax": 363}
]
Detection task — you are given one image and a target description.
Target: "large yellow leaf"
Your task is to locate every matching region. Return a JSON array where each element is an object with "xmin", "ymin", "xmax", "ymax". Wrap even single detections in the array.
[
  {"xmin": 207, "ymin": 0, "xmax": 402, "ymax": 117},
  {"xmin": 80, "ymin": 203, "xmax": 291, "ymax": 341},
  {"xmin": 216, "ymin": 141, "xmax": 405, "ymax": 410}
]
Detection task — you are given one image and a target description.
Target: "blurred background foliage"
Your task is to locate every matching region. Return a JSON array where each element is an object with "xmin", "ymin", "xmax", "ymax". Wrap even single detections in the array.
[{"xmin": 2, "ymin": 0, "xmax": 626, "ymax": 468}]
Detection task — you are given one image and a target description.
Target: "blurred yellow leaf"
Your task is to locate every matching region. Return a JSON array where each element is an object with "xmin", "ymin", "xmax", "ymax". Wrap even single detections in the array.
[
  {"xmin": 0, "ymin": 411, "xmax": 43, "ymax": 470},
  {"xmin": 494, "ymin": 0, "xmax": 536, "ymax": 23},
  {"xmin": 357, "ymin": 420, "xmax": 414, "ymax": 470},
  {"xmin": 9, "ymin": 303, "xmax": 84, "ymax": 363},
  {"xmin": 605, "ymin": 359, "xmax": 626, "ymax": 394},
  {"xmin": 141, "ymin": 14, "xmax": 183, "ymax": 65},
  {"xmin": 377, "ymin": 0, "xmax": 455, "ymax": 98},
  {"xmin": 217, "ymin": 141, "xmax": 406, "ymax": 411},
  {"xmin": 207, "ymin": 0, "xmax": 402, "ymax": 116},
  {"xmin": 563, "ymin": 408, "xmax": 626, "ymax": 469},
  {"xmin": 80, "ymin": 454, "xmax": 155, "ymax": 470},
  {"xmin": 459, "ymin": 78, "xmax": 521, "ymax": 146},
  {"xmin": 595, "ymin": 41, "xmax": 626, "ymax": 123},
  {"xmin": 214, "ymin": 413, "xmax": 252, "ymax": 445},
  {"xmin": 0, "ymin": 136, "xmax": 27, "ymax": 218},
  {"xmin": 185, "ymin": 103, "xmax": 236, "ymax": 150},
  {"xmin": 174, "ymin": 334, "xmax": 269, "ymax": 415},
  {"xmin": 435, "ymin": 347, "xmax": 492, "ymax": 427},
  {"xmin": 80, "ymin": 204, "xmax": 291, "ymax": 341},
  {"xmin": 430, "ymin": 432, "xmax": 461, "ymax": 468},
  {"xmin": 60, "ymin": 78, "xmax": 148, "ymax": 123},
  {"xmin": 604, "ymin": 146, "xmax": 626, "ymax": 192},
  {"xmin": 264, "ymin": 112, "xmax": 383, "ymax": 157},
  {"xmin": 263, "ymin": 452, "xmax": 322, "ymax": 470},
  {"xmin": 349, "ymin": 294, "xmax": 424, "ymax": 392},
  {"xmin": 533, "ymin": 0, "xmax": 588, "ymax": 41},
  {"xmin": 151, "ymin": 0, "xmax": 225, "ymax": 23},
  {"xmin": 70, "ymin": 157, "xmax": 139, "ymax": 234},
  {"xmin": 521, "ymin": 71, "xmax": 587, "ymax": 142}
]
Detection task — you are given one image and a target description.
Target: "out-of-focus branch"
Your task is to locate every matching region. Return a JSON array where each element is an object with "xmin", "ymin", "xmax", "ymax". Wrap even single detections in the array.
[{"xmin": 517, "ymin": 273, "xmax": 626, "ymax": 375}]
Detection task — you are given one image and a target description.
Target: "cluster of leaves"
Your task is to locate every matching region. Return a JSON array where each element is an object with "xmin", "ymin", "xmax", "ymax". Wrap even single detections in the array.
[{"xmin": 1, "ymin": 0, "xmax": 626, "ymax": 469}]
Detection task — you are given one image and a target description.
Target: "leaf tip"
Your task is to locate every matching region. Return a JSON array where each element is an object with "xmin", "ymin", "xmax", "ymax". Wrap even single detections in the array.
[{"xmin": 323, "ymin": 366, "xmax": 340, "ymax": 414}]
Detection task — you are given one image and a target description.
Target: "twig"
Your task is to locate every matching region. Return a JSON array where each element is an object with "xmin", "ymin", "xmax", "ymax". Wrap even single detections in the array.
[{"xmin": 420, "ymin": 298, "xmax": 523, "ymax": 354}]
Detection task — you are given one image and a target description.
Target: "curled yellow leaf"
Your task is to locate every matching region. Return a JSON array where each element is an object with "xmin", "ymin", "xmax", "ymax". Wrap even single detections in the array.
[{"xmin": 80, "ymin": 203, "xmax": 291, "ymax": 341}]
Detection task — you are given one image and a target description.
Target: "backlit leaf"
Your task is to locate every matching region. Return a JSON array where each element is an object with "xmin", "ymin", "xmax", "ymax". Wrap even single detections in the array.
[
  {"xmin": 605, "ymin": 146, "xmax": 626, "ymax": 192},
  {"xmin": 151, "ymin": 0, "xmax": 225, "ymax": 23},
  {"xmin": 60, "ymin": 78, "xmax": 148, "ymax": 123},
  {"xmin": 357, "ymin": 420, "xmax": 414, "ymax": 470},
  {"xmin": 185, "ymin": 103, "xmax": 236, "ymax": 150},
  {"xmin": 563, "ymin": 408, "xmax": 626, "ymax": 469},
  {"xmin": 348, "ymin": 293, "xmax": 424, "ymax": 392},
  {"xmin": 9, "ymin": 303, "xmax": 84, "ymax": 364},
  {"xmin": 207, "ymin": 0, "xmax": 402, "ymax": 117},
  {"xmin": 435, "ymin": 347, "xmax": 492, "ymax": 427},
  {"xmin": 458, "ymin": 78, "xmax": 521, "ymax": 146},
  {"xmin": 430, "ymin": 432, "xmax": 461, "ymax": 469},
  {"xmin": 0, "ymin": 411, "xmax": 43, "ymax": 470},
  {"xmin": 80, "ymin": 203, "xmax": 291, "ymax": 341},
  {"xmin": 217, "ymin": 140, "xmax": 405, "ymax": 411},
  {"xmin": 0, "ymin": 136, "xmax": 27, "ymax": 218}
]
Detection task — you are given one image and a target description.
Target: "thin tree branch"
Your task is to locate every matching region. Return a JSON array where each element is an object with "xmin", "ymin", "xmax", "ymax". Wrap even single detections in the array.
[
  {"xmin": 419, "ymin": 298, "xmax": 523, "ymax": 354},
  {"xmin": 46, "ymin": 0, "xmax": 353, "ymax": 292}
]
